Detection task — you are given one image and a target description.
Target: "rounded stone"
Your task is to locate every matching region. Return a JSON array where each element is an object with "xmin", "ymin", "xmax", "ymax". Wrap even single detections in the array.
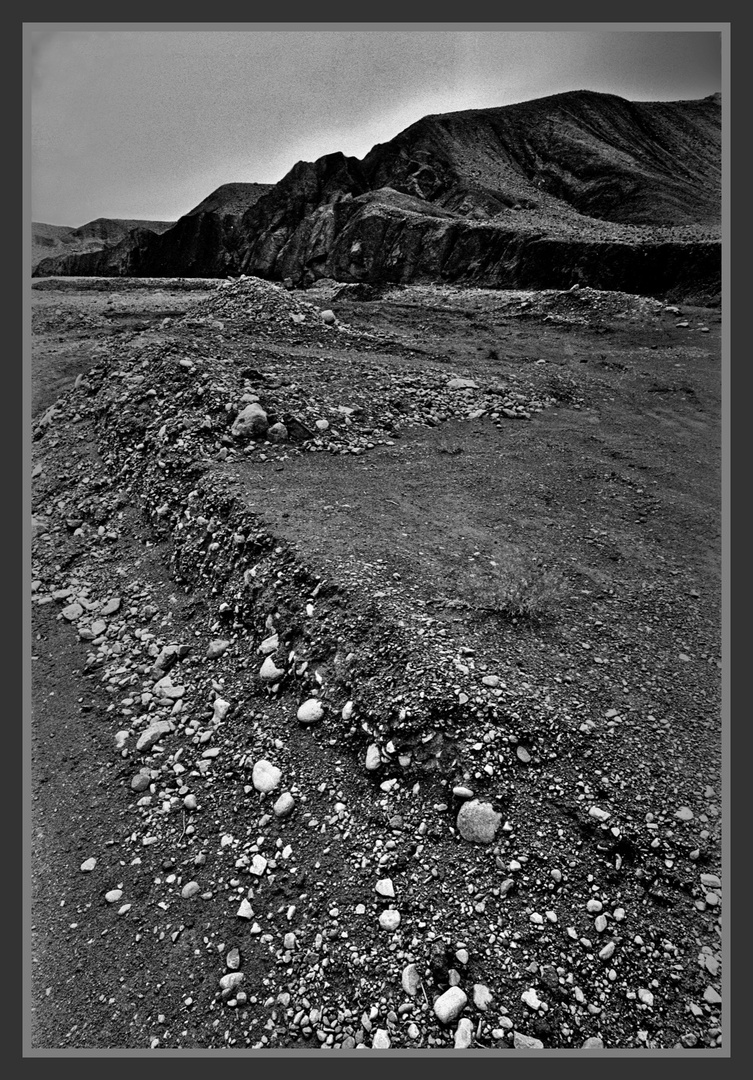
[
  {"xmin": 273, "ymin": 792, "xmax": 295, "ymax": 818},
  {"xmin": 378, "ymin": 909, "xmax": 401, "ymax": 931},
  {"xmin": 259, "ymin": 656, "xmax": 285, "ymax": 682},
  {"xmin": 454, "ymin": 1017, "xmax": 473, "ymax": 1049},
  {"xmin": 231, "ymin": 402, "xmax": 268, "ymax": 441},
  {"xmin": 433, "ymin": 986, "xmax": 467, "ymax": 1025},
  {"xmin": 456, "ymin": 799, "xmax": 502, "ymax": 844},
  {"xmin": 252, "ymin": 759, "xmax": 282, "ymax": 793},
  {"xmin": 297, "ymin": 698, "xmax": 325, "ymax": 725}
]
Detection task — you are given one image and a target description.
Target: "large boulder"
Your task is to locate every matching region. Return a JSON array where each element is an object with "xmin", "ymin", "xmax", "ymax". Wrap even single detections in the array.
[{"xmin": 231, "ymin": 402, "xmax": 268, "ymax": 441}]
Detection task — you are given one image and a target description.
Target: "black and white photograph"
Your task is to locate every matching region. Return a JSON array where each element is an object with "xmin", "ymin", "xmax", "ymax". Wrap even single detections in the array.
[{"xmin": 26, "ymin": 23, "xmax": 728, "ymax": 1055}]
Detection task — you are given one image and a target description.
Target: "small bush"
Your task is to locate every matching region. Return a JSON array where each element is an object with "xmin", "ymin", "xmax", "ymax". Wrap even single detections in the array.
[{"xmin": 468, "ymin": 554, "xmax": 563, "ymax": 625}]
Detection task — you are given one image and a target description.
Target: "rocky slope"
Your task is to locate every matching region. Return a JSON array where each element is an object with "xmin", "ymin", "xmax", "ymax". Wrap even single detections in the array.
[
  {"xmin": 32, "ymin": 91, "xmax": 721, "ymax": 301},
  {"xmin": 32, "ymin": 218, "xmax": 174, "ymax": 271},
  {"xmin": 30, "ymin": 275, "xmax": 723, "ymax": 1051}
]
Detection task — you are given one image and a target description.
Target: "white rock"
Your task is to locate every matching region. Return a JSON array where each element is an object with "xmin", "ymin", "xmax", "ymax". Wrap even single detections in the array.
[
  {"xmin": 454, "ymin": 1017, "xmax": 473, "ymax": 1049},
  {"xmin": 236, "ymin": 899, "xmax": 254, "ymax": 919},
  {"xmin": 212, "ymin": 698, "xmax": 230, "ymax": 722},
  {"xmin": 402, "ymin": 963, "xmax": 421, "ymax": 996},
  {"xmin": 297, "ymin": 698, "xmax": 324, "ymax": 725},
  {"xmin": 80, "ymin": 858, "xmax": 97, "ymax": 872},
  {"xmin": 375, "ymin": 878, "xmax": 395, "ymax": 898},
  {"xmin": 365, "ymin": 744, "xmax": 381, "ymax": 770},
  {"xmin": 258, "ymin": 634, "xmax": 279, "ymax": 655},
  {"xmin": 434, "ymin": 986, "xmax": 467, "ymax": 1025},
  {"xmin": 513, "ymin": 1032, "xmax": 544, "ymax": 1049},
  {"xmin": 105, "ymin": 889, "xmax": 123, "ymax": 903},
  {"xmin": 588, "ymin": 806, "xmax": 610, "ymax": 822},
  {"xmin": 473, "ymin": 983, "xmax": 492, "ymax": 1011},
  {"xmin": 259, "ymin": 656, "xmax": 285, "ymax": 682},
  {"xmin": 372, "ymin": 1029, "xmax": 390, "ymax": 1048},
  {"xmin": 220, "ymin": 972, "xmax": 244, "ymax": 991},
  {"xmin": 252, "ymin": 759, "xmax": 282, "ymax": 793},
  {"xmin": 249, "ymin": 854, "xmax": 267, "ymax": 876},
  {"xmin": 521, "ymin": 988, "xmax": 541, "ymax": 1010},
  {"xmin": 273, "ymin": 792, "xmax": 295, "ymax": 818},
  {"xmin": 342, "ymin": 700, "xmax": 354, "ymax": 720},
  {"xmin": 136, "ymin": 720, "xmax": 173, "ymax": 752},
  {"xmin": 378, "ymin": 909, "xmax": 401, "ymax": 931},
  {"xmin": 582, "ymin": 1037, "xmax": 605, "ymax": 1048},
  {"xmin": 638, "ymin": 988, "xmax": 654, "ymax": 1006},
  {"xmin": 456, "ymin": 799, "xmax": 502, "ymax": 843}
]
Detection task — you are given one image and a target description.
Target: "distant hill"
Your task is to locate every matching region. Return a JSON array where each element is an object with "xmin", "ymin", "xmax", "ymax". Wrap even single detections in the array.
[
  {"xmin": 32, "ymin": 217, "xmax": 174, "ymax": 271},
  {"xmin": 32, "ymin": 90, "xmax": 721, "ymax": 300}
]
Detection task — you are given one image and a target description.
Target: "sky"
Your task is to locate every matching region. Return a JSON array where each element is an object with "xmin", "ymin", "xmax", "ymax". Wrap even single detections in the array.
[{"xmin": 28, "ymin": 26, "xmax": 724, "ymax": 227}]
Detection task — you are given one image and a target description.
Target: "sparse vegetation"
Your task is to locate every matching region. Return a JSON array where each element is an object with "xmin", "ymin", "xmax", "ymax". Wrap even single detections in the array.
[{"xmin": 460, "ymin": 553, "xmax": 564, "ymax": 625}]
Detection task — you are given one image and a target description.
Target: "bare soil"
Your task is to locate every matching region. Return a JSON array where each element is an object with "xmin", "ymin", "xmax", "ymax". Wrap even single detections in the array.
[{"xmin": 28, "ymin": 276, "xmax": 724, "ymax": 1053}]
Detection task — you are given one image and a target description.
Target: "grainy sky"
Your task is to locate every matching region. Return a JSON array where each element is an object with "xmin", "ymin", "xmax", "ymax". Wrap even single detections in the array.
[{"xmin": 28, "ymin": 26, "xmax": 723, "ymax": 227}]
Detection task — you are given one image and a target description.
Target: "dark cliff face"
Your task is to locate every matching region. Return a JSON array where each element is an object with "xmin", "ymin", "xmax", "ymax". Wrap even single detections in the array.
[
  {"xmin": 32, "ymin": 90, "xmax": 721, "ymax": 299},
  {"xmin": 32, "ymin": 218, "xmax": 174, "ymax": 272}
]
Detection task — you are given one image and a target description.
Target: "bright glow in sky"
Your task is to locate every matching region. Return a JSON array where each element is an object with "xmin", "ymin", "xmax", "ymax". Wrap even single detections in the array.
[{"xmin": 29, "ymin": 27, "xmax": 723, "ymax": 226}]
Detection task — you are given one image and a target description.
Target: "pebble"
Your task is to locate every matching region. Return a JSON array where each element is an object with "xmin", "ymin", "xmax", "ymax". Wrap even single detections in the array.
[
  {"xmin": 100, "ymin": 597, "xmax": 121, "ymax": 616},
  {"xmin": 599, "ymin": 941, "xmax": 616, "ymax": 961},
  {"xmin": 206, "ymin": 638, "xmax": 230, "ymax": 659},
  {"xmin": 258, "ymin": 633, "xmax": 279, "ymax": 655},
  {"xmin": 136, "ymin": 720, "xmax": 173, "ymax": 752},
  {"xmin": 703, "ymin": 986, "xmax": 722, "ymax": 1004},
  {"xmin": 473, "ymin": 983, "xmax": 492, "ymax": 1011},
  {"xmin": 259, "ymin": 656, "xmax": 285, "ymax": 682},
  {"xmin": 588, "ymin": 806, "xmax": 610, "ymax": 822},
  {"xmin": 236, "ymin": 899, "xmax": 254, "ymax": 919},
  {"xmin": 105, "ymin": 889, "xmax": 123, "ymax": 903},
  {"xmin": 372, "ymin": 1029, "xmax": 390, "ymax": 1048},
  {"xmin": 637, "ymin": 988, "xmax": 654, "ymax": 1006},
  {"xmin": 481, "ymin": 675, "xmax": 500, "ymax": 687},
  {"xmin": 249, "ymin": 854, "xmax": 267, "ymax": 876},
  {"xmin": 434, "ymin": 986, "xmax": 467, "ymax": 1025},
  {"xmin": 181, "ymin": 881, "xmax": 200, "ymax": 898},
  {"xmin": 402, "ymin": 963, "xmax": 421, "ymax": 996},
  {"xmin": 251, "ymin": 759, "xmax": 282, "ymax": 793},
  {"xmin": 700, "ymin": 873, "xmax": 721, "ymax": 889},
  {"xmin": 376, "ymin": 878, "xmax": 395, "ymax": 898},
  {"xmin": 675, "ymin": 806, "xmax": 694, "ymax": 821},
  {"xmin": 273, "ymin": 792, "xmax": 296, "ymax": 817},
  {"xmin": 516, "ymin": 745, "xmax": 531, "ymax": 764},
  {"xmin": 586, "ymin": 899, "xmax": 603, "ymax": 913},
  {"xmin": 452, "ymin": 785, "xmax": 474, "ymax": 799},
  {"xmin": 456, "ymin": 799, "xmax": 502, "ymax": 844},
  {"xmin": 582, "ymin": 1037, "xmax": 605, "ymax": 1048},
  {"xmin": 454, "ymin": 1017, "xmax": 473, "ymax": 1048},
  {"xmin": 183, "ymin": 794, "xmax": 198, "ymax": 810},
  {"xmin": 80, "ymin": 858, "xmax": 97, "ymax": 872},
  {"xmin": 521, "ymin": 988, "xmax": 541, "ymax": 1011},
  {"xmin": 219, "ymin": 972, "xmax": 244, "ymax": 991},
  {"xmin": 365, "ymin": 744, "xmax": 381, "ymax": 770},
  {"xmin": 297, "ymin": 698, "xmax": 324, "ymax": 725},
  {"xmin": 212, "ymin": 698, "xmax": 230, "ymax": 722},
  {"xmin": 513, "ymin": 1032, "xmax": 544, "ymax": 1049},
  {"xmin": 226, "ymin": 947, "xmax": 241, "ymax": 970},
  {"xmin": 130, "ymin": 771, "xmax": 151, "ymax": 792},
  {"xmin": 379, "ymin": 910, "xmax": 401, "ymax": 931}
]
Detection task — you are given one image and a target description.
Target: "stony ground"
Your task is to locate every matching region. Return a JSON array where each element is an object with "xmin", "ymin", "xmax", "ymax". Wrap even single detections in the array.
[{"xmin": 29, "ymin": 275, "xmax": 724, "ymax": 1053}]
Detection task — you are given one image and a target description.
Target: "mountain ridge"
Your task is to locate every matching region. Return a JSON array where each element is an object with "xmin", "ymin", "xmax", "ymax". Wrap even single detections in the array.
[{"xmin": 33, "ymin": 89, "xmax": 721, "ymax": 300}]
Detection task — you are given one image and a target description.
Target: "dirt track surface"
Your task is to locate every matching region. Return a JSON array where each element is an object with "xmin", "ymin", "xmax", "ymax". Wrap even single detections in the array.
[{"xmin": 29, "ymin": 276, "xmax": 724, "ymax": 1053}]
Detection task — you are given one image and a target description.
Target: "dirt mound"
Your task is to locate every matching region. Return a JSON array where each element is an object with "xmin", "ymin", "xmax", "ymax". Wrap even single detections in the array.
[{"xmin": 180, "ymin": 275, "xmax": 372, "ymax": 343}]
